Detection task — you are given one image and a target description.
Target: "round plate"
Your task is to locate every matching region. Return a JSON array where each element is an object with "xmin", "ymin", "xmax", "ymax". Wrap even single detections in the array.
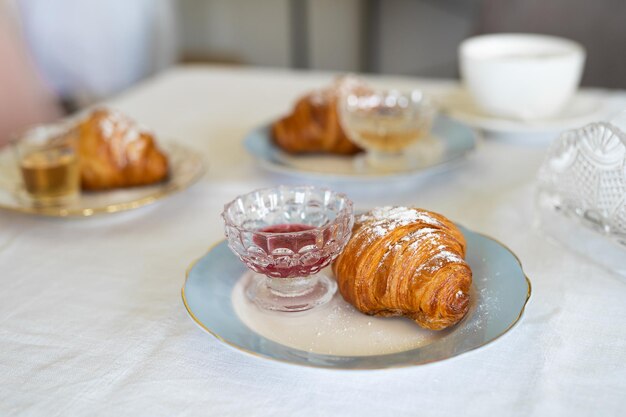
[
  {"xmin": 243, "ymin": 116, "xmax": 477, "ymax": 181},
  {"xmin": 0, "ymin": 142, "xmax": 204, "ymax": 217},
  {"xmin": 182, "ymin": 226, "xmax": 531, "ymax": 369},
  {"xmin": 437, "ymin": 88, "xmax": 624, "ymax": 134}
]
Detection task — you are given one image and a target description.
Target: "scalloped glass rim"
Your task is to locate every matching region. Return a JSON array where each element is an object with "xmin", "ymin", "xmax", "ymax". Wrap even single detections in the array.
[{"xmin": 221, "ymin": 185, "xmax": 354, "ymax": 235}]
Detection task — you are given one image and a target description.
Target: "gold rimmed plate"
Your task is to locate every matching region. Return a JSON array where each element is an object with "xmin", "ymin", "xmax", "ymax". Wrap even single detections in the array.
[
  {"xmin": 182, "ymin": 225, "xmax": 531, "ymax": 369},
  {"xmin": 0, "ymin": 142, "xmax": 204, "ymax": 217}
]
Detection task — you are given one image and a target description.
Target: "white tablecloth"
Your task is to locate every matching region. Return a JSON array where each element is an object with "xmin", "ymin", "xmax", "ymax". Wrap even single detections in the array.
[{"xmin": 2, "ymin": 66, "xmax": 625, "ymax": 417}]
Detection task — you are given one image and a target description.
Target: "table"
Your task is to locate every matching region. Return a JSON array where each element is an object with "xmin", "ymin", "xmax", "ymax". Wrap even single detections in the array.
[{"xmin": 2, "ymin": 66, "xmax": 625, "ymax": 416}]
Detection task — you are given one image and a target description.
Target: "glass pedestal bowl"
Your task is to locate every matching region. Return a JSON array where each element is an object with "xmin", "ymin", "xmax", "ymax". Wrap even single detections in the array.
[
  {"xmin": 338, "ymin": 88, "xmax": 437, "ymax": 171},
  {"xmin": 222, "ymin": 185, "xmax": 354, "ymax": 312}
]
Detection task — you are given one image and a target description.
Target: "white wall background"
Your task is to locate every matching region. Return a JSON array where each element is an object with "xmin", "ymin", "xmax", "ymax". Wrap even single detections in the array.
[
  {"xmin": 307, "ymin": 0, "xmax": 363, "ymax": 72},
  {"xmin": 377, "ymin": 0, "xmax": 475, "ymax": 77},
  {"xmin": 178, "ymin": 0, "xmax": 291, "ymax": 67},
  {"xmin": 176, "ymin": 0, "xmax": 476, "ymax": 78}
]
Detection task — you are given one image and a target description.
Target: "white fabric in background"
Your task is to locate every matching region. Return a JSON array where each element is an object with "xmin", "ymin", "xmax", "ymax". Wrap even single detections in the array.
[
  {"xmin": 16, "ymin": 0, "xmax": 178, "ymax": 105},
  {"xmin": 0, "ymin": 67, "xmax": 625, "ymax": 417}
]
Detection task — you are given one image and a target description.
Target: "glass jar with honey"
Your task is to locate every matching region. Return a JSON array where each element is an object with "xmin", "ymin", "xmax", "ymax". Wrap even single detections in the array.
[{"xmin": 11, "ymin": 124, "xmax": 80, "ymax": 206}]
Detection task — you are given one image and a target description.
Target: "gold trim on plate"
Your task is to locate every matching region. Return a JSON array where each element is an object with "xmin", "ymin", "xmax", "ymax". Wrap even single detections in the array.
[
  {"xmin": 0, "ymin": 143, "xmax": 205, "ymax": 218},
  {"xmin": 180, "ymin": 228, "xmax": 532, "ymax": 369}
]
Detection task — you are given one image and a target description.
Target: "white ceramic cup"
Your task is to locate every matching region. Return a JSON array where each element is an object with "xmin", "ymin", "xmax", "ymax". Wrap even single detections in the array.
[{"xmin": 459, "ymin": 33, "xmax": 586, "ymax": 120}]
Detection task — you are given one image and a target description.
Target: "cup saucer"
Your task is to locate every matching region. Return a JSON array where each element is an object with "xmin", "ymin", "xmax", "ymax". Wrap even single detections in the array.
[{"xmin": 437, "ymin": 88, "xmax": 623, "ymax": 135}]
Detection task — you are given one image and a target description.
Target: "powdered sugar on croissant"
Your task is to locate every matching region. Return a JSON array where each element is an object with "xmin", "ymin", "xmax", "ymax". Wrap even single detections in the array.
[
  {"xmin": 332, "ymin": 207, "xmax": 472, "ymax": 330},
  {"xmin": 77, "ymin": 109, "xmax": 169, "ymax": 190}
]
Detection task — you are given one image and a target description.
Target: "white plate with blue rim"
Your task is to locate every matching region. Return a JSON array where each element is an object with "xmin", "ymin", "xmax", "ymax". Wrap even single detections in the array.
[
  {"xmin": 243, "ymin": 115, "xmax": 477, "ymax": 181},
  {"xmin": 182, "ymin": 224, "xmax": 531, "ymax": 369}
]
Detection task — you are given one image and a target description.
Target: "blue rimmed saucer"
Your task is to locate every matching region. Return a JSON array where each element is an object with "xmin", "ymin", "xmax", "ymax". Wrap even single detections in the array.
[
  {"xmin": 182, "ymin": 225, "xmax": 530, "ymax": 369},
  {"xmin": 243, "ymin": 116, "xmax": 477, "ymax": 181}
]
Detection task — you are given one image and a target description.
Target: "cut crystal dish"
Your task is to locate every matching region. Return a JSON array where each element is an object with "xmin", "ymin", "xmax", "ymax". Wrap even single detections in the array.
[
  {"xmin": 222, "ymin": 185, "xmax": 354, "ymax": 312},
  {"xmin": 537, "ymin": 121, "xmax": 626, "ymax": 276}
]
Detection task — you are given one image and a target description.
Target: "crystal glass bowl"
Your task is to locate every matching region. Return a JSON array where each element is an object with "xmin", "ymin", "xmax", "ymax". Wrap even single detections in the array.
[
  {"xmin": 222, "ymin": 185, "xmax": 354, "ymax": 312},
  {"xmin": 536, "ymin": 121, "xmax": 626, "ymax": 276},
  {"xmin": 338, "ymin": 88, "xmax": 436, "ymax": 170}
]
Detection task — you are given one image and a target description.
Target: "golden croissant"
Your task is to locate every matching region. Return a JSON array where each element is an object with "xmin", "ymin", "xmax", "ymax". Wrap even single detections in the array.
[
  {"xmin": 271, "ymin": 79, "xmax": 362, "ymax": 155},
  {"xmin": 332, "ymin": 207, "xmax": 472, "ymax": 330},
  {"xmin": 76, "ymin": 108, "xmax": 169, "ymax": 190}
]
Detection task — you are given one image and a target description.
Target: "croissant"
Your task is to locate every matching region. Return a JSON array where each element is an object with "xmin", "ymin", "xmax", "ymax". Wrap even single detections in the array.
[
  {"xmin": 76, "ymin": 109, "xmax": 169, "ymax": 190},
  {"xmin": 332, "ymin": 207, "xmax": 472, "ymax": 330},
  {"xmin": 271, "ymin": 79, "xmax": 362, "ymax": 155}
]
